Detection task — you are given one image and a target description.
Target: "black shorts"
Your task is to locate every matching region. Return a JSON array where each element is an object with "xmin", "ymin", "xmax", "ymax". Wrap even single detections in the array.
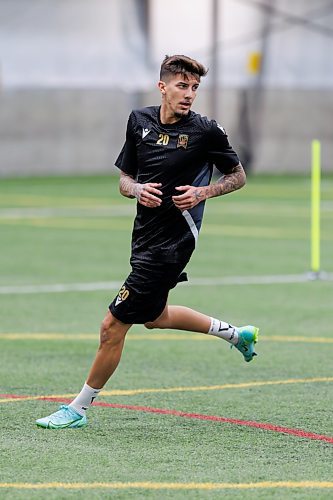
[{"xmin": 109, "ymin": 259, "xmax": 188, "ymax": 324}]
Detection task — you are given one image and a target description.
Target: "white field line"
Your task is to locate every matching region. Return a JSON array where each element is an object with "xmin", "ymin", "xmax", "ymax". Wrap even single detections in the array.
[
  {"xmin": 0, "ymin": 273, "xmax": 332, "ymax": 295},
  {"xmin": 0, "ymin": 206, "xmax": 134, "ymax": 218},
  {"xmin": 0, "ymin": 199, "xmax": 332, "ymax": 220}
]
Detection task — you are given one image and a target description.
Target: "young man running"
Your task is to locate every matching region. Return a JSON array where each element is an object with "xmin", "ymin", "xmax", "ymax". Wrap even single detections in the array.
[{"xmin": 36, "ymin": 55, "xmax": 259, "ymax": 429}]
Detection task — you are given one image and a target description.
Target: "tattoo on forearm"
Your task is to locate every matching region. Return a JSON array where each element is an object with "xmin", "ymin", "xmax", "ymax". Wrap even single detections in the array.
[
  {"xmin": 119, "ymin": 174, "xmax": 139, "ymax": 199},
  {"xmin": 194, "ymin": 189, "xmax": 204, "ymax": 201},
  {"xmin": 205, "ymin": 164, "xmax": 246, "ymax": 199}
]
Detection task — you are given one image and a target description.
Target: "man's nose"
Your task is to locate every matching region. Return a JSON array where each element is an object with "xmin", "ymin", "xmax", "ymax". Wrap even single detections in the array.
[{"xmin": 184, "ymin": 88, "xmax": 195, "ymax": 99}]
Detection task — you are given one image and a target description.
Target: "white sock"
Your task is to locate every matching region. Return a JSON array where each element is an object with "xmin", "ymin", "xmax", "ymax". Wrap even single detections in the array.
[
  {"xmin": 208, "ymin": 317, "xmax": 239, "ymax": 345},
  {"xmin": 69, "ymin": 383, "xmax": 102, "ymax": 416}
]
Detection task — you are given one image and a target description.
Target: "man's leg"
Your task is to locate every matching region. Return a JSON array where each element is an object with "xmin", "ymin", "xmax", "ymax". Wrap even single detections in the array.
[
  {"xmin": 145, "ymin": 305, "xmax": 258, "ymax": 362},
  {"xmin": 86, "ymin": 311, "xmax": 132, "ymax": 389},
  {"xmin": 36, "ymin": 311, "xmax": 132, "ymax": 428},
  {"xmin": 145, "ymin": 305, "xmax": 210, "ymax": 332}
]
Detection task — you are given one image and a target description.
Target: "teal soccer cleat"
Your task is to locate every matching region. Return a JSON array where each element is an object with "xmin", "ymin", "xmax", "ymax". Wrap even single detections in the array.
[
  {"xmin": 36, "ymin": 405, "xmax": 87, "ymax": 429},
  {"xmin": 233, "ymin": 326, "xmax": 259, "ymax": 362}
]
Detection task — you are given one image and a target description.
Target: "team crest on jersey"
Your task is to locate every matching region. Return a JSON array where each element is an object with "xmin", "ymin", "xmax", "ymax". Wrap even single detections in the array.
[
  {"xmin": 115, "ymin": 285, "xmax": 130, "ymax": 307},
  {"xmin": 177, "ymin": 134, "xmax": 189, "ymax": 149}
]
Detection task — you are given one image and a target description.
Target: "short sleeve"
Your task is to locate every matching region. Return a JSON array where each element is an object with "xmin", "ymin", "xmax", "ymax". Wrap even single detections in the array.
[
  {"xmin": 114, "ymin": 112, "xmax": 138, "ymax": 177},
  {"xmin": 207, "ymin": 121, "xmax": 240, "ymax": 174}
]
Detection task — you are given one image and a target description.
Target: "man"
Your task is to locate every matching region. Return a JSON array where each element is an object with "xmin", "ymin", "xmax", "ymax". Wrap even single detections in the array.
[{"xmin": 36, "ymin": 55, "xmax": 259, "ymax": 429}]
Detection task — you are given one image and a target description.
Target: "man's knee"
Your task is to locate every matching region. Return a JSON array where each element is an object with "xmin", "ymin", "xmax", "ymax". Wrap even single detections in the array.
[
  {"xmin": 144, "ymin": 309, "xmax": 168, "ymax": 330},
  {"xmin": 100, "ymin": 311, "xmax": 129, "ymax": 346},
  {"xmin": 144, "ymin": 321, "xmax": 156, "ymax": 330}
]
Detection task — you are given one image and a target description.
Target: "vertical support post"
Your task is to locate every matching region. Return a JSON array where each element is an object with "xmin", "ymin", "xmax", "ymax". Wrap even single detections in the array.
[
  {"xmin": 310, "ymin": 139, "xmax": 321, "ymax": 277},
  {"xmin": 210, "ymin": 0, "xmax": 219, "ymax": 119}
]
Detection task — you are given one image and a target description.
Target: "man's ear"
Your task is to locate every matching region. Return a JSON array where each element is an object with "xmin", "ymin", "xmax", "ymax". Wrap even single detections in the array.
[{"xmin": 158, "ymin": 81, "xmax": 166, "ymax": 95}]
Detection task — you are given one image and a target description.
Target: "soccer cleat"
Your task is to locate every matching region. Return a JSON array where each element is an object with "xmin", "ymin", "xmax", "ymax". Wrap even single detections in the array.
[
  {"xmin": 36, "ymin": 405, "xmax": 87, "ymax": 429},
  {"xmin": 233, "ymin": 325, "xmax": 259, "ymax": 362}
]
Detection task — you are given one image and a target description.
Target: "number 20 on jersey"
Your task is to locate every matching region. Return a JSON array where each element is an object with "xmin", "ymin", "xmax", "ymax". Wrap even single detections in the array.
[{"xmin": 156, "ymin": 133, "xmax": 170, "ymax": 146}]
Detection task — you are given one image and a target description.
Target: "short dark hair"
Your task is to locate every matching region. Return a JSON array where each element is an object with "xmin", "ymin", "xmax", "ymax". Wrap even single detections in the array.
[{"xmin": 160, "ymin": 54, "xmax": 208, "ymax": 81}]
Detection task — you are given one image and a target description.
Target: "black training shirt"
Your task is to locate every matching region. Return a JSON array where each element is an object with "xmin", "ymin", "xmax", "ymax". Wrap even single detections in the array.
[{"xmin": 115, "ymin": 106, "xmax": 240, "ymax": 264}]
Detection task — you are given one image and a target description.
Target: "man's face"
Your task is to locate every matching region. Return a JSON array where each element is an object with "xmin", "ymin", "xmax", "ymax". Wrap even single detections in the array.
[{"xmin": 159, "ymin": 73, "xmax": 200, "ymax": 118}]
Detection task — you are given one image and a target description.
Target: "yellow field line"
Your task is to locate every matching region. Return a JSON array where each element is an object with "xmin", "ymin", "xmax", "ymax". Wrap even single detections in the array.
[
  {"xmin": 2, "ymin": 217, "xmax": 333, "ymax": 240},
  {"xmin": 0, "ymin": 481, "xmax": 332, "ymax": 490},
  {"xmin": 0, "ymin": 218, "xmax": 317, "ymax": 238},
  {"xmin": 0, "ymin": 333, "xmax": 98, "ymax": 340},
  {"xmin": 264, "ymin": 335, "xmax": 333, "ymax": 344},
  {"xmin": 0, "ymin": 332, "xmax": 332, "ymax": 343},
  {"xmin": 99, "ymin": 377, "xmax": 333, "ymax": 397},
  {"xmin": 1, "ymin": 377, "xmax": 331, "ymax": 403},
  {"xmin": 3, "ymin": 217, "xmax": 333, "ymax": 241},
  {"xmin": 0, "ymin": 396, "xmax": 43, "ymax": 403}
]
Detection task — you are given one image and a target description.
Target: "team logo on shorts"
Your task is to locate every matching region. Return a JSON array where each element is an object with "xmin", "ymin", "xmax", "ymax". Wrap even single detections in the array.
[
  {"xmin": 177, "ymin": 134, "xmax": 189, "ymax": 149},
  {"xmin": 115, "ymin": 285, "xmax": 130, "ymax": 306}
]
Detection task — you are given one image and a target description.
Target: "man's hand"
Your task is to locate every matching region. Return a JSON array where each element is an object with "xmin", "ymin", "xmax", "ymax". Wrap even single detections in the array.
[
  {"xmin": 134, "ymin": 183, "xmax": 162, "ymax": 208},
  {"xmin": 119, "ymin": 173, "xmax": 162, "ymax": 208},
  {"xmin": 172, "ymin": 164, "xmax": 246, "ymax": 211},
  {"xmin": 172, "ymin": 185, "xmax": 205, "ymax": 211}
]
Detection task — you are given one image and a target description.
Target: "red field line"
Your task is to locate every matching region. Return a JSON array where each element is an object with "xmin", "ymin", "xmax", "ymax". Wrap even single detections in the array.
[
  {"xmin": 96, "ymin": 401, "xmax": 333, "ymax": 444},
  {"xmin": 1, "ymin": 393, "xmax": 332, "ymax": 444},
  {"xmin": 0, "ymin": 394, "xmax": 28, "ymax": 400}
]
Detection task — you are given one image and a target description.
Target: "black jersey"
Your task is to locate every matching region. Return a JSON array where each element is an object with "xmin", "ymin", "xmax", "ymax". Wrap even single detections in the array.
[{"xmin": 115, "ymin": 106, "xmax": 240, "ymax": 264}]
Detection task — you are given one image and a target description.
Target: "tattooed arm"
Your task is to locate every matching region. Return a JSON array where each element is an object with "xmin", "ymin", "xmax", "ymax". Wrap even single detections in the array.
[
  {"xmin": 172, "ymin": 163, "xmax": 246, "ymax": 211},
  {"xmin": 206, "ymin": 163, "xmax": 246, "ymax": 198},
  {"xmin": 119, "ymin": 172, "xmax": 162, "ymax": 208}
]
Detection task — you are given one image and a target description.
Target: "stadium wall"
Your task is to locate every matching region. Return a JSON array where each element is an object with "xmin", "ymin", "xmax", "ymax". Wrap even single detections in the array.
[
  {"xmin": 1, "ymin": 0, "xmax": 332, "ymax": 177},
  {"xmin": 0, "ymin": 88, "xmax": 331, "ymax": 177}
]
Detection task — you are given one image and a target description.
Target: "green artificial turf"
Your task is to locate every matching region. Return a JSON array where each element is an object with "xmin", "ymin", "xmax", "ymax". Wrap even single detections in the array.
[{"xmin": 0, "ymin": 174, "xmax": 332, "ymax": 499}]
